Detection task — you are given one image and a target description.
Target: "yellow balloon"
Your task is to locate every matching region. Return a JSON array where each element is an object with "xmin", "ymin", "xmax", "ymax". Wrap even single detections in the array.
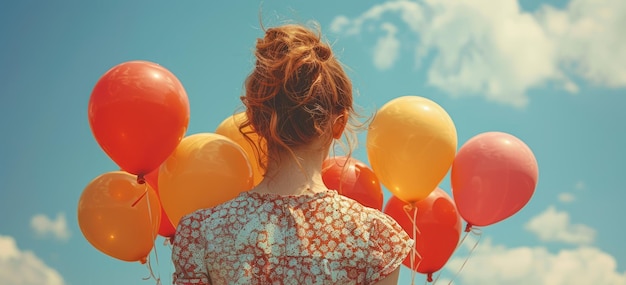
[
  {"xmin": 78, "ymin": 171, "xmax": 161, "ymax": 263},
  {"xmin": 158, "ymin": 133, "xmax": 254, "ymax": 227},
  {"xmin": 215, "ymin": 112, "xmax": 265, "ymax": 186},
  {"xmin": 366, "ymin": 96, "xmax": 457, "ymax": 202}
]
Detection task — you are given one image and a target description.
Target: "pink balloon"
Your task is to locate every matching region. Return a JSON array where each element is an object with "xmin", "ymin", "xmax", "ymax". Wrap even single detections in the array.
[{"xmin": 451, "ymin": 132, "xmax": 538, "ymax": 227}]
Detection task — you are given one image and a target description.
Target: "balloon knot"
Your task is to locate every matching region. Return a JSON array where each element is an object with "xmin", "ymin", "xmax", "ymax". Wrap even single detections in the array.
[
  {"xmin": 465, "ymin": 223, "xmax": 473, "ymax": 232},
  {"xmin": 402, "ymin": 201, "xmax": 417, "ymax": 212},
  {"xmin": 427, "ymin": 272, "xmax": 433, "ymax": 282},
  {"xmin": 137, "ymin": 174, "xmax": 146, "ymax": 184}
]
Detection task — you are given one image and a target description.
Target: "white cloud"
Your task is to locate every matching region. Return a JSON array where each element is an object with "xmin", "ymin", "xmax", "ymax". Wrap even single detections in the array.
[
  {"xmin": 538, "ymin": 0, "xmax": 626, "ymax": 87},
  {"xmin": 330, "ymin": 0, "xmax": 425, "ymax": 35},
  {"xmin": 331, "ymin": 0, "xmax": 626, "ymax": 107},
  {"xmin": 525, "ymin": 206, "xmax": 595, "ymax": 245},
  {"xmin": 558, "ymin": 192, "xmax": 576, "ymax": 203},
  {"xmin": 330, "ymin": 15, "xmax": 351, "ymax": 34},
  {"xmin": 445, "ymin": 238, "xmax": 626, "ymax": 285},
  {"xmin": 0, "ymin": 235, "xmax": 65, "ymax": 285},
  {"xmin": 30, "ymin": 213, "xmax": 70, "ymax": 241},
  {"xmin": 446, "ymin": 239, "xmax": 626, "ymax": 285},
  {"xmin": 373, "ymin": 22, "xmax": 401, "ymax": 70},
  {"xmin": 424, "ymin": 0, "xmax": 565, "ymax": 107}
]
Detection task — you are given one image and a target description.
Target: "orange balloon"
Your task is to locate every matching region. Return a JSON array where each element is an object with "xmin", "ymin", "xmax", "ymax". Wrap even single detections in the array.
[
  {"xmin": 367, "ymin": 96, "xmax": 457, "ymax": 202},
  {"xmin": 78, "ymin": 171, "xmax": 161, "ymax": 263},
  {"xmin": 158, "ymin": 133, "xmax": 254, "ymax": 227},
  {"xmin": 215, "ymin": 112, "xmax": 265, "ymax": 186},
  {"xmin": 88, "ymin": 60, "xmax": 190, "ymax": 176}
]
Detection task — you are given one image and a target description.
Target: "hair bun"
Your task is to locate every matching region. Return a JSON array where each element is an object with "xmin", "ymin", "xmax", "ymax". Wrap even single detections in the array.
[
  {"xmin": 258, "ymin": 29, "xmax": 289, "ymax": 60},
  {"xmin": 313, "ymin": 45, "xmax": 331, "ymax": 61}
]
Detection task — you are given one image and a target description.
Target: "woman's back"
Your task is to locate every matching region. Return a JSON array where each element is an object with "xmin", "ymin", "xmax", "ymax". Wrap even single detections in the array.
[{"xmin": 172, "ymin": 190, "xmax": 412, "ymax": 285}]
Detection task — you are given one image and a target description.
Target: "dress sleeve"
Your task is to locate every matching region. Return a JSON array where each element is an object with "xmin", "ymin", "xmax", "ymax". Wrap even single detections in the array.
[
  {"xmin": 365, "ymin": 211, "xmax": 414, "ymax": 284},
  {"xmin": 171, "ymin": 211, "xmax": 211, "ymax": 285}
]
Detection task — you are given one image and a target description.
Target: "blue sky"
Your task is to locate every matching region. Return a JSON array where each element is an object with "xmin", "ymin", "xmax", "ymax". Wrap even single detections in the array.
[{"xmin": 1, "ymin": 0, "xmax": 625, "ymax": 284}]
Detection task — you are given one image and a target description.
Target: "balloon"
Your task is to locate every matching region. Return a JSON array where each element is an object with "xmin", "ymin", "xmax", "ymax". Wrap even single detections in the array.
[
  {"xmin": 366, "ymin": 96, "xmax": 457, "ymax": 203},
  {"xmin": 384, "ymin": 188, "xmax": 462, "ymax": 281},
  {"xmin": 158, "ymin": 133, "xmax": 254, "ymax": 227},
  {"xmin": 321, "ymin": 156, "xmax": 383, "ymax": 210},
  {"xmin": 157, "ymin": 204, "xmax": 176, "ymax": 239},
  {"xmin": 144, "ymin": 168, "xmax": 176, "ymax": 239},
  {"xmin": 78, "ymin": 171, "xmax": 161, "ymax": 263},
  {"xmin": 215, "ymin": 112, "xmax": 265, "ymax": 186},
  {"xmin": 451, "ymin": 132, "xmax": 538, "ymax": 227},
  {"xmin": 88, "ymin": 60, "xmax": 190, "ymax": 177},
  {"xmin": 143, "ymin": 168, "xmax": 159, "ymax": 190}
]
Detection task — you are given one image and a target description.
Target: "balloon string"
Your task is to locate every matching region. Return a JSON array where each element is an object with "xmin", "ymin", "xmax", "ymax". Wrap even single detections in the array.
[
  {"xmin": 142, "ymin": 257, "xmax": 162, "ymax": 284},
  {"xmin": 432, "ymin": 269, "xmax": 443, "ymax": 284},
  {"xmin": 431, "ymin": 224, "xmax": 478, "ymax": 285},
  {"xmin": 162, "ymin": 237, "xmax": 174, "ymax": 280},
  {"xmin": 446, "ymin": 226, "xmax": 483, "ymax": 285},
  {"xmin": 431, "ymin": 224, "xmax": 472, "ymax": 285},
  {"xmin": 457, "ymin": 224, "xmax": 473, "ymax": 249},
  {"xmin": 131, "ymin": 188, "xmax": 148, "ymax": 207},
  {"xmin": 403, "ymin": 203, "xmax": 422, "ymax": 285},
  {"xmin": 142, "ymin": 184, "xmax": 162, "ymax": 285}
]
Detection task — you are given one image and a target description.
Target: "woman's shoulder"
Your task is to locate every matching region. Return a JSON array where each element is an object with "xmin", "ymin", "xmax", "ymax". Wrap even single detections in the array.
[
  {"xmin": 326, "ymin": 194, "xmax": 399, "ymax": 229},
  {"xmin": 330, "ymin": 193, "xmax": 384, "ymax": 215},
  {"xmin": 177, "ymin": 207, "xmax": 212, "ymax": 229}
]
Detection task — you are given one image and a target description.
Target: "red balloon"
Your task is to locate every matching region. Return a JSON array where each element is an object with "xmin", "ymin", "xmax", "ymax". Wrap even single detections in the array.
[
  {"xmin": 451, "ymin": 132, "xmax": 538, "ymax": 227},
  {"xmin": 89, "ymin": 61, "xmax": 190, "ymax": 177},
  {"xmin": 322, "ymin": 156, "xmax": 383, "ymax": 210},
  {"xmin": 384, "ymin": 188, "xmax": 462, "ymax": 281},
  {"xmin": 157, "ymin": 204, "xmax": 176, "ymax": 239},
  {"xmin": 144, "ymin": 168, "xmax": 159, "ymax": 189},
  {"xmin": 144, "ymin": 168, "xmax": 176, "ymax": 239}
]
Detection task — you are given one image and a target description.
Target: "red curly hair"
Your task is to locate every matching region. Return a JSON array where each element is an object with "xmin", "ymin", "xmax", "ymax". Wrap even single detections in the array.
[{"xmin": 240, "ymin": 23, "xmax": 354, "ymax": 172}]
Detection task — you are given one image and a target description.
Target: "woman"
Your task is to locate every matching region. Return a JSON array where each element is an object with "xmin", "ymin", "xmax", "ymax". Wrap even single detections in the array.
[{"xmin": 171, "ymin": 22, "xmax": 414, "ymax": 285}]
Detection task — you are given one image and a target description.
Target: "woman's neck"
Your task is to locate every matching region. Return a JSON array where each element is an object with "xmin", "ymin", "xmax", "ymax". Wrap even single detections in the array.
[{"xmin": 252, "ymin": 146, "xmax": 329, "ymax": 196}]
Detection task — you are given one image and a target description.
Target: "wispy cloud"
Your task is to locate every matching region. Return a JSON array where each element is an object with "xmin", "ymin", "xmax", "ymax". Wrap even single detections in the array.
[
  {"xmin": 30, "ymin": 213, "xmax": 70, "ymax": 241},
  {"xmin": 330, "ymin": 0, "xmax": 626, "ymax": 107},
  {"xmin": 446, "ymin": 237, "xmax": 626, "ymax": 285},
  {"xmin": 525, "ymin": 206, "xmax": 595, "ymax": 245},
  {"xmin": 558, "ymin": 192, "xmax": 576, "ymax": 203},
  {"xmin": 0, "ymin": 235, "xmax": 65, "ymax": 285},
  {"xmin": 373, "ymin": 22, "xmax": 401, "ymax": 70}
]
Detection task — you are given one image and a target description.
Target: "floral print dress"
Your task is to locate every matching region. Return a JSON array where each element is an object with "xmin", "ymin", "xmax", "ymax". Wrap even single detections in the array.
[{"xmin": 171, "ymin": 190, "xmax": 414, "ymax": 285}]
